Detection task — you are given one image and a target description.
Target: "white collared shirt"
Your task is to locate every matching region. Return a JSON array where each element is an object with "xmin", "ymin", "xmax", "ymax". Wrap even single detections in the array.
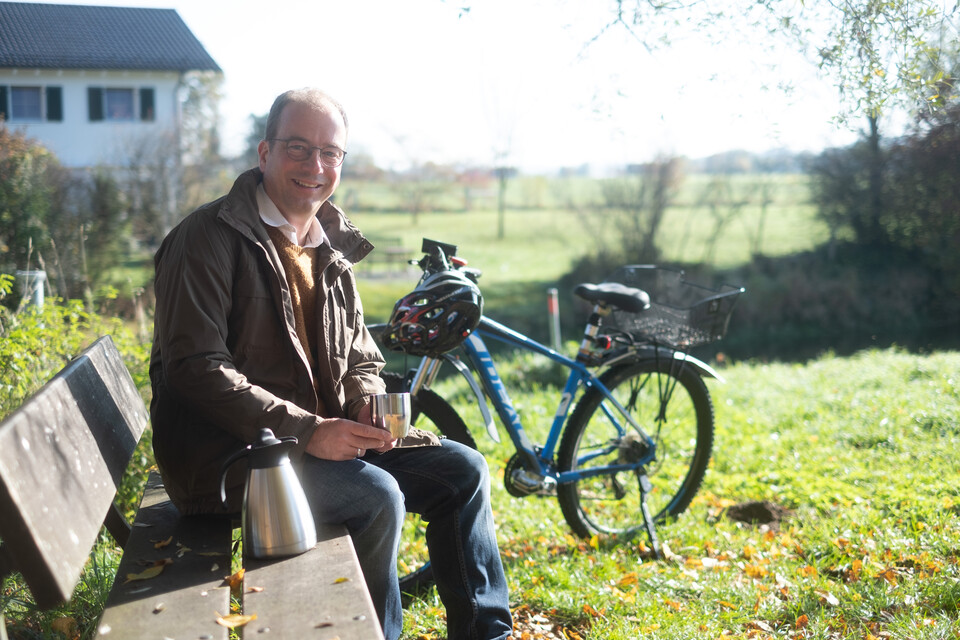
[{"xmin": 256, "ymin": 183, "xmax": 329, "ymax": 248}]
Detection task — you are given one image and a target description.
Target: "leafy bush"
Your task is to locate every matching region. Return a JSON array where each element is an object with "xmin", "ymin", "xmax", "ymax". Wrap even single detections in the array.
[{"xmin": 0, "ymin": 275, "xmax": 151, "ymax": 420}]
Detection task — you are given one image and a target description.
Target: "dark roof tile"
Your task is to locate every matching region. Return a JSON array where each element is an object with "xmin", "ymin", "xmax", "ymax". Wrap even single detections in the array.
[{"xmin": 0, "ymin": 2, "xmax": 221, "ymax": 72}]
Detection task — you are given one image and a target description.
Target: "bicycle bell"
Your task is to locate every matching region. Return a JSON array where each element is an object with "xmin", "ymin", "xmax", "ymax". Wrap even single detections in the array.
[{"xmin": 220, "ymin": 428, "xmax": 317, "ymax": 558}]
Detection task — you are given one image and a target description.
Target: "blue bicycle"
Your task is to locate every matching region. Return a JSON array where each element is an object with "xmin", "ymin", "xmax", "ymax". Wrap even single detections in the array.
[{"xmin": 370, "ymin": 239, "xmax": 743, "ymax": 597}]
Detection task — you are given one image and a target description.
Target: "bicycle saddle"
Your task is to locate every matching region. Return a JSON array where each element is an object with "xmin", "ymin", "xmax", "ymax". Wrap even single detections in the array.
[{"xmin": 574, "ymin": 282, "xmax": 650, "ymax": 313}]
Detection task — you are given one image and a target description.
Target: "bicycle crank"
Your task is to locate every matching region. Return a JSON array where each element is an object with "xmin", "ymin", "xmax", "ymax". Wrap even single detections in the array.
[{"xmin": 504, "ymin": 452, "xmax": 556, "ymax": 497}]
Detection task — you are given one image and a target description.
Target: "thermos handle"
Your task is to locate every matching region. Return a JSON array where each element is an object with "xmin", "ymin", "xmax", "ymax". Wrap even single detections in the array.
[{"xmin": 219, "ymin": 445, "xmax": 251, "ymax": 509}]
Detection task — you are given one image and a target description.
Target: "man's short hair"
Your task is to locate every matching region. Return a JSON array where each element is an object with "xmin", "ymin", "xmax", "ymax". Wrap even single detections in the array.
[{"xmin": 263, "ymin": 88, "xmax": 349, "ymax": 143}]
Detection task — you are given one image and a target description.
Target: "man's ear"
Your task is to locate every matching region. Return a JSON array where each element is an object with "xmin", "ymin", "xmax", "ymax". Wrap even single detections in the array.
[{"xmin": 257, "ymin": 139, "xmax": 270, "ymax": 170}]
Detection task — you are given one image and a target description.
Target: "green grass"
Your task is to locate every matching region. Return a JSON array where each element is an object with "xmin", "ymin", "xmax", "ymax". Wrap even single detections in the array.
[{"xmin": 397, "ymin": 347, "xmax": 960, "ymax": 639}]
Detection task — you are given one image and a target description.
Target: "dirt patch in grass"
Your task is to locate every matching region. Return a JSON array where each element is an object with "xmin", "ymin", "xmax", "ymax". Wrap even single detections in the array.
[{"xmin": 726, "ymin": 500, "xmax": 793, "ymax": 531}]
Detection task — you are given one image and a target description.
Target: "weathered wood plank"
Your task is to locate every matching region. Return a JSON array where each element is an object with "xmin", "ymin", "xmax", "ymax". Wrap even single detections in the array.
[
  {"xmin": 0, "ymin": 336, "xmax": 147, "ymax": 608},
  {"xmin": 242, "ymin": 524, "xmax": 384, "ymax": 639},
  {"xmin": 96, "ymin": 472, "xmax": 233, "ymax": 640}
]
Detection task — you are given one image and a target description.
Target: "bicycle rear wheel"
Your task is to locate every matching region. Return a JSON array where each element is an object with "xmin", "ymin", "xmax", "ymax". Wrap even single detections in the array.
[
  {"xmin": 556, "ymin": 358, "xmax": 713, "ymax": 540},
  {"xmin": 380, "ymin": 372, "xmax": 476, "ymax": 601}
]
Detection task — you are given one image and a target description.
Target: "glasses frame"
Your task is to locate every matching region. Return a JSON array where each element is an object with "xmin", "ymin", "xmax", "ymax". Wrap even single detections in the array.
[{"xmin": 269, "ymin": 138, "xmax": 347, "ymax": 168}]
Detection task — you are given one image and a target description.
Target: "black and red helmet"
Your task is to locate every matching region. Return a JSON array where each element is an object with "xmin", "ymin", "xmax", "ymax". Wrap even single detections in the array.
[{"xmin": 381, "ymin": 270, "xmax": 483, "ymax": 356}]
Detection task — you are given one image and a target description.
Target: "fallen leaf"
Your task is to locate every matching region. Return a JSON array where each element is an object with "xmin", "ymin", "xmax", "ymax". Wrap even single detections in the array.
[
  {"xmin": 223, "ymin": 568, "xmax": 245, "ymax": 593},
  {"xmin": 124, "ymin": 565, "xmax": 164, "ymax": 583},
  {"xmin": 796, "ymin": 613, "xmax": 809, "ymax": 629},
  {"xmin": 196, "ymin": 551, "xmax": 222, "ymax": 556},
  {"xmin": 152, "ymin": 536, "xmax": 173, "ymax": 549},
  {"xmin": 246, "ymin": 586, "xmax": 264, "ymax": 593},
  {"xmin": 152, "ymin": 603, "xmax": 165, "ymax": 614},
  {"xmin": 334, "ymin": 576, "xmax": 350, "ymax": 584},
  {"xmin": 51, "ymin": 616, "xmax": 78, "ymax": 637},
  {"xmin": 215, "ymin": 612, "xmax": 257, "ymax": 629}
]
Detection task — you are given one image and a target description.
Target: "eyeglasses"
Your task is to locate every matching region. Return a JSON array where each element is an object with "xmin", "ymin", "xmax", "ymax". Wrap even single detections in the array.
[{"xmin": 270, "ymin": 138, "xmax": 347, "ymax": 167}]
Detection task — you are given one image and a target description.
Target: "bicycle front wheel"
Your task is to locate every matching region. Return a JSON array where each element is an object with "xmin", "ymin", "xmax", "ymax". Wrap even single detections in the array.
[
  {"xmin": 556, "ymin": 358, "xmax": 714, "ymax": 540},
  {"xmin": 381, "ymin": 372, "xmax": 476, "ymax": 601}
]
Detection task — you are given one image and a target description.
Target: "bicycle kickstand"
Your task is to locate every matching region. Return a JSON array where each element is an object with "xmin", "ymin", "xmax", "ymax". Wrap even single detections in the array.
[{"xmin": 638, "ymin": 472, "xmax": 662, "ymax": 560}]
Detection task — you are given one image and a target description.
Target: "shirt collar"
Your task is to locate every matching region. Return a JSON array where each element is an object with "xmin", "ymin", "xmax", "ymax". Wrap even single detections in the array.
[{"xmin": 256, "ymin": 183, "xmax": 328, "ymax": 248}]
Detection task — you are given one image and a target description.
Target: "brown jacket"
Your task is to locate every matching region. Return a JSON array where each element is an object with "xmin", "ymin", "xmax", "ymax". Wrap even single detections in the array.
[{"xmin": 149, "ymin": 168, "xmax": 386, "ymax": 514}]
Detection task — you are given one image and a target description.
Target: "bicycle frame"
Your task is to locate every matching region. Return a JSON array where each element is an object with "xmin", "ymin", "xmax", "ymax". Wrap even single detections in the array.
[{"xmin": 406, "ymin": 314, "xmax": 723, "ymax": 489}]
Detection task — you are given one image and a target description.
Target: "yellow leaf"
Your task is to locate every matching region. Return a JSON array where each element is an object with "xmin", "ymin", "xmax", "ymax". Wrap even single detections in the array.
[
  {"xmin": 152, "ymin": 536, "xmax": 173, "ymax": 549},
  {"xmin": 51, "ymin": 616, "xmax": 78, "ymax": 637},
  {"xmin": 798, "ymin": 565, "xmax": 818, "ymax": 578},
  {"xmin": 334, "ymin": 576, "xmax": 350, "ymax": 583},
  {"xmin": 617, "ymin": 572, "xmax": 638, "ymax": 587},
  {"xmin": 215, "ymin": 612, "xmax": 257, "ymax": 629},
  {"xmin": 663, "ymin": 598, "xmax": 683, "ymax": 611},
  {"xmin": 223, "ymin": 567, "xmax": 245, "ymax": 590},
  {"xmin": 876, "ymin": 567, "xmax": 898, "ymax": 586},
  {"xmin": 589, "ymin": 534, "xmax": 599, "ymax": 549},
  {"xmin": 124, "ymin": 565, "xmax": 164, "ymax": 583},
  {"xmin": 718, "ymin": 600, "xmax": 737, "ymax": 610}
]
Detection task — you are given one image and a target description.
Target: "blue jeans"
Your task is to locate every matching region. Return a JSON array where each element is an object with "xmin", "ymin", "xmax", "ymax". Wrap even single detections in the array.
[{"xmin": 299, "ymin": 440, "xmax": 513, "ymax": 640}]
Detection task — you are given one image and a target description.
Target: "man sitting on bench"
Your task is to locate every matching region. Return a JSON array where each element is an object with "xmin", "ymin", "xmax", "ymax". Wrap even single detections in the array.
[{"xmin": 149, "ymin": 87, "xmax": 512, "ymax": 640}]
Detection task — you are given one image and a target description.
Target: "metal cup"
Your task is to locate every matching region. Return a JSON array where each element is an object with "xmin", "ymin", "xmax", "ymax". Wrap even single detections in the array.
[{"xmin": 371, "ymin": 392, "xmax": 411, "ymax": 439}]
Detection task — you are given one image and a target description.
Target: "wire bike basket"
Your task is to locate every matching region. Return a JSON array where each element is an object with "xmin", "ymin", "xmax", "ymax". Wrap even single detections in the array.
[{"xmin": 604, "ymin": 265, "xmax": 744, "ymax": 349}]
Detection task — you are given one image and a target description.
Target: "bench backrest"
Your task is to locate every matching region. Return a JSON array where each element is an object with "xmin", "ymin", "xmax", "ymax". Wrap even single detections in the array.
[{"xmin": 0, "ymin": 336, "xmax": 148, "ymax": 608}]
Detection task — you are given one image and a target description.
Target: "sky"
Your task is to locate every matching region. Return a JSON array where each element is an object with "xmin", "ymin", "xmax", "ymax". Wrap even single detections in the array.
[{"xmin": 28, "ymin": 0, "xmax": 862, "ymax": 172}]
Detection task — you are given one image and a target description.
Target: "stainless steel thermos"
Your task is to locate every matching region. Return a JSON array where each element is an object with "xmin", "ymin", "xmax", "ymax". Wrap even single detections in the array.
[{"xmin": 220, "ymin": 428, "xmax": 317, "ymax": 558}]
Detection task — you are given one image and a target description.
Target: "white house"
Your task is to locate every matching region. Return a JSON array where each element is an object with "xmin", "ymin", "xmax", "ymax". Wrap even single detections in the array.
[{"xmin": 0, "ymin": 1, "xmax": 221, "ymax": 169}]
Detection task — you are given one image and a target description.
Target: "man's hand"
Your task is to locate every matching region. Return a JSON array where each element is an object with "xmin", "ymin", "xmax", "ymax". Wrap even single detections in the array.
[{"xmin": 305, "ymin": 413, "xmax": 397, "ymax": 460}]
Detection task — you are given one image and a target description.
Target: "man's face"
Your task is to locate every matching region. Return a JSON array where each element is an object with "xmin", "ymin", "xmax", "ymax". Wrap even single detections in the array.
[{"xmin": 258, "ymin": 101, "xmax": 347, "ymax": 221}]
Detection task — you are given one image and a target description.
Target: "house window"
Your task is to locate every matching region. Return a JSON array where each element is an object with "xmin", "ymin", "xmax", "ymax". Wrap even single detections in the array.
[
  {"xmin": 11, "ymin": 87, "xmax": 42, "ymax": 120},
  {"xmin": 0, "ymin": 85, "xmax": 63, "ymax": 122},
  {"xmin": 88, "ymin": 87, "xmax": 156, "ymax": 122},
  {"xmin": 105, "ymin": 88, "xmax": 134, "ymax": 120}
]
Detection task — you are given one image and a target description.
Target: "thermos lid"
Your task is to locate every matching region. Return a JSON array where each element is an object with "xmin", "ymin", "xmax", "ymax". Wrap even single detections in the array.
[{"xmin": 248, "ymin": 427, "xmax": 298, "ymax": 469}]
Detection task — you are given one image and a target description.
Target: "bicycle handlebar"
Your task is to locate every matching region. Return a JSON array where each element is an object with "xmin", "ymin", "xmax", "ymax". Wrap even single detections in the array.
[{"xmin": 416, "ymin": 238, "xmax": 482, "ymax": 283}]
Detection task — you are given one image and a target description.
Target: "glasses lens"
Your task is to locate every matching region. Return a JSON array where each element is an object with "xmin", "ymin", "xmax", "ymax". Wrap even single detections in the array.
[
  {"xmin": 320, "ymin": 149, "xmax": 344, "ymax": 167},
  {"xmin": 282, "ymin": 141, "xmax": 309, "ymax": 161}
]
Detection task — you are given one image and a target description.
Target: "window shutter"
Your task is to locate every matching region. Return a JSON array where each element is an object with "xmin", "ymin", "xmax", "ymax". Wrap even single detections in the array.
[
  {"xmin": 0, "ymin": 86, "xmax": 7, "ymax": 121},
  {"xmin": 88, "ymin": 87, "xmax": 104, "ymax": 121},
  {"xmin": 46, "ymin": 87, "xmax": 63, "ymax": 121},
  {"xmin": 139, "ymin": 87, "xmax": 155, "ymax": 121}
]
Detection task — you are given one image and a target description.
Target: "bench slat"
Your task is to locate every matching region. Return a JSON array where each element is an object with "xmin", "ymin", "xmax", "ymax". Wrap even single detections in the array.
[
  {"xmin": 96, "ymin": 472, "xmax": 233, "ymax": 640},
  {"xmin": 0, "ymin": 336, "xmax": 147, "ymax": 608},
  {"xmin": 242, "ymin": 524, "xmax": 384, "ymax": 639}
]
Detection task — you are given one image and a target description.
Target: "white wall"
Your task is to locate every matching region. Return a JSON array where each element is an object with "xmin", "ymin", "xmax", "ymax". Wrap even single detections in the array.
[{"xmin": 1, "ymin": 68, "xmax": 181, "ymax": 168}]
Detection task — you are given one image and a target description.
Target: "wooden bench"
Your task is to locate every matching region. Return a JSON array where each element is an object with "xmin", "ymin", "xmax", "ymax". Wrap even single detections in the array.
[
  {"xmin": 364, "ymin": 236, "xmax": 414, "ymax": 272},
  {"xmin": 0, "ymin": 336, "xmax": 383, "ymax": 639}
]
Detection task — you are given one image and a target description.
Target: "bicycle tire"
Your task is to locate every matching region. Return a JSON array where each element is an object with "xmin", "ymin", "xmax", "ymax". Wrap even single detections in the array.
[
  {"xmin": 556, "ymin": 358, "xmax": 714, "ymax": 540},
  {"xmin": 380, "ymin": 371, "xmax": 477, "ymax": 601}
]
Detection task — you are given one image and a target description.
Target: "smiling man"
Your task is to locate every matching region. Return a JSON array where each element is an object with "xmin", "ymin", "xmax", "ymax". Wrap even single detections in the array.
[{"xmin": 149, "ymin": 88, "xmax": 512, "ymax": 640}]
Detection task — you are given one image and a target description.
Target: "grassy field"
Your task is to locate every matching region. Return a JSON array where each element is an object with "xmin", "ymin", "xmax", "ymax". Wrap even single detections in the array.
[{"xmin": 346, "ymin": 172, "xmax": 826, "ymax": 333}]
